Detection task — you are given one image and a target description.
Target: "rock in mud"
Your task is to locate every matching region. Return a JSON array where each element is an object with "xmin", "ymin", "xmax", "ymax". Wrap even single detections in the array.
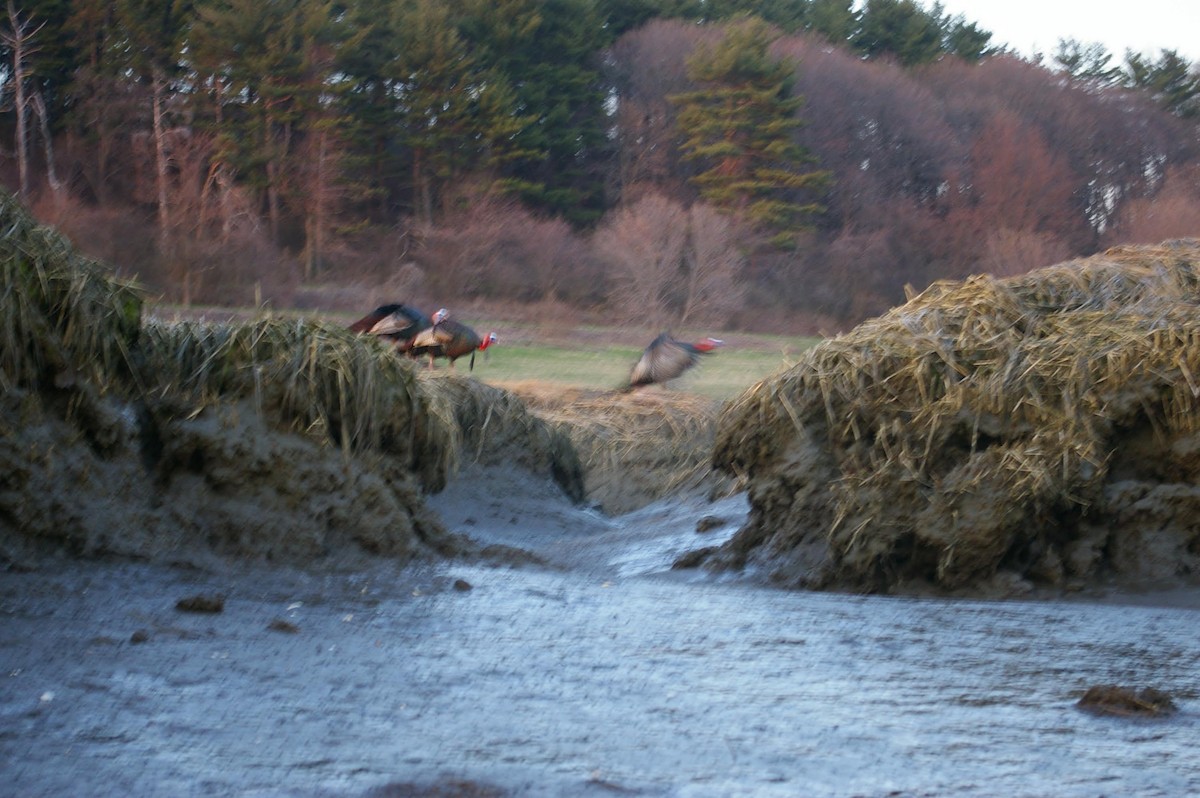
[
  {"xmin": 175, "ymin": 593, "xmax": 225, "ymax": 613},
  {"xmin": 1077, "ymin": 685, "xmax": 1178, "ymax": 717}
]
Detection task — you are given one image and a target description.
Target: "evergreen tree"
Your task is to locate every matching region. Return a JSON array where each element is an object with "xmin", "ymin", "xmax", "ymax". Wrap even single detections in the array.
[
  {"xmin": 0, "ymin": 0, "xmax": 78, "ymax": 124},
  {"xmin": 1125, "ymin": 49, "xmax": 1200, "ymax": 119},
  {"xmin": 112, "ymin": 0, "xmax": 195, "ymax": 247},
  {"xmin": 695, "ymin": 0, "xmax": 810, "ymax": 33},
  {"xmin": 190, "ymin": 0, "xmax": 350, "ymax": 248},
  {"xmin": 335, "ymin": 0, "xmax": 404, "ymax": 221},
  {"xmin": 853, "ymin": 0, "xmax": 942, "ymax": 66},
  {"xmin": 1054, "ymin": 38, "xmax": 1124, "ymax": 88},
  {"xmin": 670, "ymin": 17, "xmax": 828, "ymax": 246},
  {"xmin": 597, "ymin": 0, "xmax": 702, "ymax": 36},
  {"xmin": 389, "ymin": 0, "xmax": 528, "ymax": 223},
  {"xmin": 939, "ymin": 13, "xmax": 994, "ymax": 62},
  {"xmin": 806, "ymin": 0, "xmax": 858, "ymax": 46},
  {"xmin": 61, "ymin": 0, "xmax": 131, "ymax": 202},
  {"xmin": 466, "ymin": 0, "xmax": 614, "ymax": 224}
]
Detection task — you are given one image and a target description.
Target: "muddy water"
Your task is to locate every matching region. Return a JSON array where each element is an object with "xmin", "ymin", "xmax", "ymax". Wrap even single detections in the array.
[{"xmin": 2, "ymin": 491, "xmax": 1199, "ymax": 797}]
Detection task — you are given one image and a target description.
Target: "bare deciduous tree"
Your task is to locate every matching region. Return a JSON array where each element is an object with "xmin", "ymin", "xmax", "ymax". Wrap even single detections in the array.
[
  {"xmin": 968, "ymin": 110, "xmax": 1076, "ymax": 236},
  {"xmin": 978, "ymin": 228, "xmax": 1071, "ymax": 279},
  {"xmin": 595, "ymin": 192, "xmax": 688, "ymax": 328},
  {"xmin": 679, "ymin": 203, "xmax": 746, "ymax": 327},
  {"xmin": 415, "ymin": 191, "xmax": 593, "ymax": 306},
  {"xmin": 596, "ymin": 194, "xmax": 748, "ymax": 328},
  {"xmin": 2, "ymin": 1, "xmax": 45, "ymax": 197},
  {"xmin": 1106, "ymin": 167, "xmax": 1200, "ymax": 245},
  {"xmin": 606, "ymin": 20, "xmax": 720, "ymax": 202}
]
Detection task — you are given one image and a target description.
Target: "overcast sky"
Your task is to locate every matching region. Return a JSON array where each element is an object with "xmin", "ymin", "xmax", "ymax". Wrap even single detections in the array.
[{"xmin": 929, "ymin": 0, "xmax": 1200, "ymax": 63}]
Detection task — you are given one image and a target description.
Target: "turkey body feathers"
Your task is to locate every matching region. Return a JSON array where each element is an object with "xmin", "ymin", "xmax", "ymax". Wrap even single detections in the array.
[
  {"xmin": 627, "ymin": 333, "xmax": 722, "ymax": 389},
  {"xmin": 348, "ymin": 304, "xmax": 433, "ymax": 352},
  {"xmin": 410, "ymin": 318, "xmax": 496, "ymax": 370}
]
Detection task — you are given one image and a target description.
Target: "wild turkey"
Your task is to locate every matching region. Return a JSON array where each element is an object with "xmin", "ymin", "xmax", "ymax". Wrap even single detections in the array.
[
  {"xmin": 408, "ymin": 308, "xmax": 498, "ymax": 370},
  {"xmin": 348, "ymin": 303, "xmax": 433, "ymax": 353},
  {"xmin": 625, "ymin": 332, "xmax": 723, "ymax": 390}
]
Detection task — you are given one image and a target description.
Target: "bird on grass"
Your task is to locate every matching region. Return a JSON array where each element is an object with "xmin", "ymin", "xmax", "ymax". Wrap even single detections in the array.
[
  {"xmin": 408, "ymin": 308, "xmax": 498, "ymax": 370},
  {"xmin": 347, "ymin": 303, "xmax": 434, "ymax": 353},
  {"xmin": 623, "ymin": 332, "xmax": 724, "ymax": 391}
]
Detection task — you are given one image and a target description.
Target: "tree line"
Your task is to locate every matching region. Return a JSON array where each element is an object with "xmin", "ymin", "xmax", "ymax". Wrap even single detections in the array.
[{"xmin": 3, "ymin": 0, "xmax": 1199, "ymax": 331}]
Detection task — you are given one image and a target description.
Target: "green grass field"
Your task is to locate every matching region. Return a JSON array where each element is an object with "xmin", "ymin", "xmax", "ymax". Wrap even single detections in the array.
[
  {"xmin": 148, "ymin": 303, "xmax": 821, "ymax": 402},
  {"xmin": 471, "ymin": 335, "xmax": 820, "ymax": 401}
]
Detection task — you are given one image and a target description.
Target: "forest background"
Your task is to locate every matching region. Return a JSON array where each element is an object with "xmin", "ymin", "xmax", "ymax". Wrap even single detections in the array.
[{"xmin": 3, "ymin": 0, "xmax": 1199, "ymax": 334}]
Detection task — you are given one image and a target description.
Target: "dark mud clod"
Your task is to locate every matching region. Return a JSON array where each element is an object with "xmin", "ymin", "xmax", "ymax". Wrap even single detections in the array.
[
  {"xmin": 695, "ymin": 515, "xmax": 725, "ymax": 533},
  {"xmin": 1077, "ymin": 685, "xmax": 1177, "ymax": 717},
  {"xmin": 453, "ymin": 578, "xmax": 473, "ymax": 592},
  {"xmin": 129, "ymin": 629, "xmax": 150, "ymax": 644},
  {"xmin": 364, "ymin": 779, "xmax": 507, "ymax": 797},
  {"xmin": 672, "ymin": 546, "xmax": 717, "ymax": 570},
  {"xmin": 175, "ymin": 594, "xmax": 225, "ymax": 614},
  {"xmin": 268, "ymin": 618, "xmax": 300, "ymax": 633}
]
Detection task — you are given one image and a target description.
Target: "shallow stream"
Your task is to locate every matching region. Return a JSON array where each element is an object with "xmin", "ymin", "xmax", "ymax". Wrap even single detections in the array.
[{"xmin": 2, "ymin": 486, "xmax": 1198, "ymax": 797}]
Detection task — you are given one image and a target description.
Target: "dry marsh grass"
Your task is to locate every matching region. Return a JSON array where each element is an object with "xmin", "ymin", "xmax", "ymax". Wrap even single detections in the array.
[
  {"xmin": 0, "ymin": 191, "xmax": 141, "ymax": 393},
  {"xmin": 714, "ymin": 238, "xmax": 1200, "ymax": 590},
  {"xmin": 0, "ymin": 189, "xmax": 572, "ymax": 504},
  {"xmin": 507, "ymin": 381, "xmax": 727, "ymax": 514},
  {"xmin": 140, "ymin": 317, "xmax": 425, "ymax": 460}
]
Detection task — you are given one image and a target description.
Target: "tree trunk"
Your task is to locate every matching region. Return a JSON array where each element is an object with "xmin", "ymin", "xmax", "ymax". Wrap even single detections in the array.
[
  {"xmin": 414, "ymin": 148, "xmax": 433, "ymax": 225},
  {"xmin": 4, "ymin": 1, "xmax": 40, "ymax": 198},
  {"xmin": 303, "ymin": 129, "xmax": 329, "ymax": 282},
  {"xmin": 13, "ymin": 58, "xmax": 29, "ymax": 196},
  {"xmin": 151, "ymin": 68, "xmax": 172, "ymax": 254},
  {"xmin": 32, "ymin": 92, "xmax": 63, "ymax": 201},
  {"xmin": 264, "ymin": 116, "xmax": 294, "ymax": 244}
]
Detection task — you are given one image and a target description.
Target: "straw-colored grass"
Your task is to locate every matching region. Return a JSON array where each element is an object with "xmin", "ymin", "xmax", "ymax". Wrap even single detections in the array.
[
  {"xmin": 0, "ymin": 188, "xmax": 570, "ymax": 525},
  {"xmin": 139, "ymin": 317, "xmax": 426, "ymax": 462},
  {"xmin": 508, "ymin": 382, "xmax": 727, "ymax": 514},
  {"xmin": 0, "ymin": 191, "xmax": 140, "ymax": 394},
  {"xmin": 714, "ymin": 239, "xmax": 1200, "ymax": 591},
  {"xmin": 414, "ymin": 372, "xmax": 583, "ymax": 499}
]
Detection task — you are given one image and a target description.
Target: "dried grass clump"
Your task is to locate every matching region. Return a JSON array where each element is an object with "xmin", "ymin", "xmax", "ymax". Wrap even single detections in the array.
[
  {"xmin": 140, "ymin": 317, "xmax": 428, "ymax": 464},
  {"xmin": 0, "ymin": 191, "xmax": 140, "ymax": 393},
  {"xmin": 509, "ymin": 383, "xmax": 725, "ymax": 514},
  {"xmin": 415, "ymin": 373, "xmax": 584, "ymax": 499},
  {"xmin": 714, "ymin": 239, "xmax": 1200, "ymax": 591}
]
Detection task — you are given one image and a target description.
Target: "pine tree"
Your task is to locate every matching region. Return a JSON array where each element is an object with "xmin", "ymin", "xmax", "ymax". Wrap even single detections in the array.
[
  {"xmin": 0, "ymin": 0, "xmax": 77, "ymax": 123},
  {"xmin": 1126, "ymin": 49, "xmax": 1200, "ymax": 119},
  {"xmin": 853, "ymin": 0, "xmax": 942, "ymax": 66},
  {"xmin": 465, "ymin": 0, "xmax": 614, "ymax": 225},
  {"xmin": 191, "ymin": 0, "xmax": 350, "ymax": 249},
  {"xmin": 806, "ymin": 0, "xmax": 858, "ymax": 46},
  {"xmin": 336, "ymin": 0, "xmax": 414, "ymax": 222},
  {"xmin": 670, "ymin": 17, "xmax": 828, "ymax": 247},
  {"xmin": 940, "ymin": 14, "xmax": 994, "ymax": 62},
  {"xmin": 1054, "ymin": 39, "xmax": 1124, "ymax": 88},
  {"xmin": 112, "ymin": 0, "xmax": 195, "ymax": 250},
  {"xmin": 389, "ymin": 0, "xmax": 529, "ymax": 223}
]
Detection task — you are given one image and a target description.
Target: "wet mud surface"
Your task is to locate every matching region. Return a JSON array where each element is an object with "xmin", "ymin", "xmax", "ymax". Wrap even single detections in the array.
[{"xmin": 3, "ymin": 471, "xmax": 1199, "ymax": 797}]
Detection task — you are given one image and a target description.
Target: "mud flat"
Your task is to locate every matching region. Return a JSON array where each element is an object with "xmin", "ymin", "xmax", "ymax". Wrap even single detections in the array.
[{"xmin": 3, "ymin": 472, "xmax": 1199, "ymax": 797}]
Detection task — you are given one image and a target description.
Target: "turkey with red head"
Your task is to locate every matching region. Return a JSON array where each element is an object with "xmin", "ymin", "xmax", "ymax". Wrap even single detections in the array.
[
  {"xmin": 624, "ymin": 332, "xmax": 723, "ymax": 390},
  {"xmin": 408, "ymin": 308, "xmax": 498, "ymax": 370}
]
